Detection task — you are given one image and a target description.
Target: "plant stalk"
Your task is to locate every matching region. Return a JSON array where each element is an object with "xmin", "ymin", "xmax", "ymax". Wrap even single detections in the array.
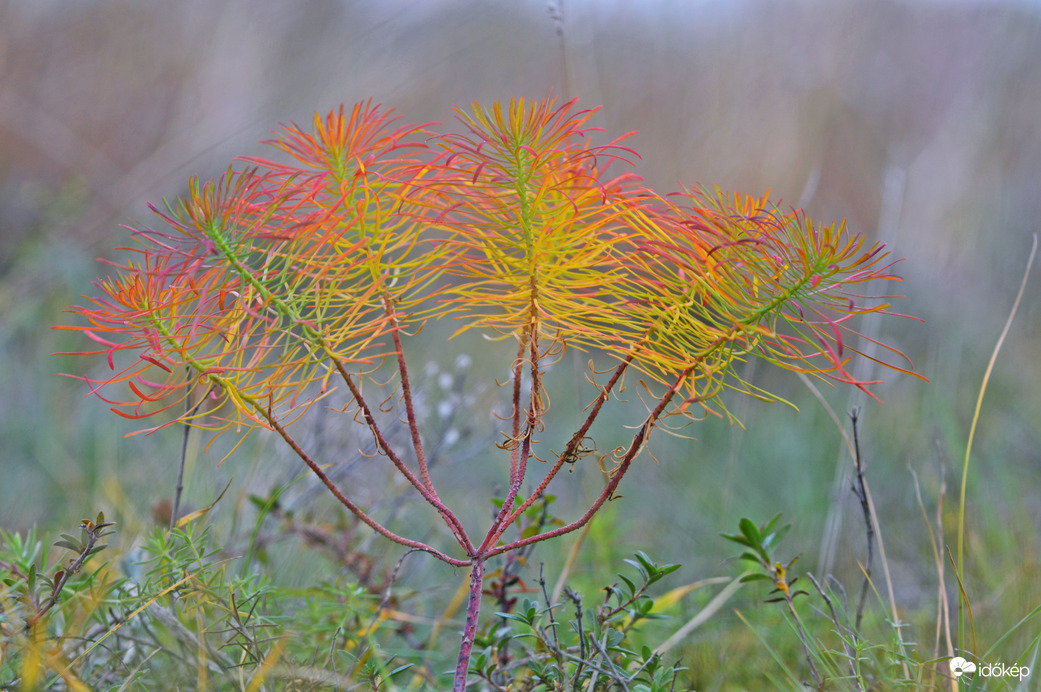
[{"xmin": 454, "ymin": 557, "xmax": 485, "ymax": 691}]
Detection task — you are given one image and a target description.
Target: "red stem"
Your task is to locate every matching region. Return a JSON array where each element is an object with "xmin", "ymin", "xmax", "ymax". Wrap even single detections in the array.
[
  {"xmin": 453, "ymin": 557, "xmax": 485, "ymax": 691},
  {"xmin": 262, "ymin": 409, "xmax": 467, "ymax": 566},
  {"xmin": 487, "ymin": 363, "xmax": 691, "ymax": 558},
  {"xmin": 329, "ymin": 357, "xmax": 475, "ymax": 554},
  {"xmin": 479, "ymin": 356, "xmax": 632, "ymax": 551},
  {"xmin": 508, "ymin": 334, "xmax": 527, "ymax": 486},
  {"xmin": 385, "ymin": 298, "xmax": 439, "ymax": 495},
  {"xmin": 480, "ymin": 334, "xmax": 533, "ymax": 547}
]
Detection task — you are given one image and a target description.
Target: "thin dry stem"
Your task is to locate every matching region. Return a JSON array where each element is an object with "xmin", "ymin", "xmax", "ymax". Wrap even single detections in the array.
[
  {"xmin": 956, "ymin": 234, "xmax": 1036, "ymax": 646},
  {"xmin": 849, "ymin": 408, "xmax": 874, "ymax": 630},
  {"xmin": 860, "ymin": 455, "xmax": 910, "ymax": 679},
  {"xmin": 910, "ymin": 464, "xmax": 954, "ymax": 690},
  {"xmin": 807, "ymin": 572, "xmax": 864, "ymax": 692}
]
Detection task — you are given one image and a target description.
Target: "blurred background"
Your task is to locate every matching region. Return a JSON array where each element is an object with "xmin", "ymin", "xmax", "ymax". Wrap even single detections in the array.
[{"xmin": 2, "ymin": 0, "xmax": 1040, "ymax": 673}]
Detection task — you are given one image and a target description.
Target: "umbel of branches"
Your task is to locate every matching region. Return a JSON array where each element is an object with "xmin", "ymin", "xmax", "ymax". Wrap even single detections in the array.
[{"xmin": 57, "ymin": 96, "xmax": 917, "ymax": 690}]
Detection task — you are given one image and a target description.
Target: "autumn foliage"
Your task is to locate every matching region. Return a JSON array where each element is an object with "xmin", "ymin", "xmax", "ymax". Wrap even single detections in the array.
[{"xmin": 57, "ymin": 95, "xmax": 915, "ymax": 688}]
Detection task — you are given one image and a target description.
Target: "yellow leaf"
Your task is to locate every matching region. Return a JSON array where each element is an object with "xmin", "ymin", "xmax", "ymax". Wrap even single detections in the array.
[{"xmin": 651, "ymin": 576, "xmax": 733, "ymax": 613}]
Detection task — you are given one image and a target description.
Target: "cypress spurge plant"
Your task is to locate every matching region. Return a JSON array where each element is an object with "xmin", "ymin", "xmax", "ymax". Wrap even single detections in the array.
[{"xmin": 57, "ymin": 95, "xmax": 917, "ymax": 689}]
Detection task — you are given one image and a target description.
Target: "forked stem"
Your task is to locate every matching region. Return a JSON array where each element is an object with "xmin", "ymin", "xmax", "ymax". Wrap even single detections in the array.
[
  {"xmin": 488, "ymin": 363, "xmax": 691, "ymax": 558},
  {"xmin": 480, "ymin": 355, "xmax": 632, "ymax": 552},
  {"xmin": 262, "ymin": 408, "xmax": 468, "ymax": 565},
  {"xmin": 329, "ymin": 354, "xmax": 474, "ymax": 553}
]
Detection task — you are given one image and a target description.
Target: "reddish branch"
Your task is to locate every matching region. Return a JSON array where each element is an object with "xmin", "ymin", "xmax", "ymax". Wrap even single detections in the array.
[
  {"xmin": 327, "ymin": 355, "xmax": 474, "ymax": 555},
  {"xmin": 479, "ymin": 354, "xmax": 633, "ymax": 552},
  {"xmin": 385, "ymin": 296, "xmax": 438, "ymax": 495},
  {"xmin": 260, "ymin": 401, "xmax": 468, "ymax": 566},
  {"xmin": 482, "ymin": 329, "xmax": 534, "ymax": 546},
  {"xmin": 487, "ymin": 361, "xmax": 690, "ymax": 558}
]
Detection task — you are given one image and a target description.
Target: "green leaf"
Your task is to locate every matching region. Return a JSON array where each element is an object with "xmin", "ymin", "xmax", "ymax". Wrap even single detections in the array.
[
  {"xmin": 634, "ymin": 550, "xmax": 655, "ymax": 573},
  {"xmin": 383, "ymin": 661, "xmax": 414, "ymax": 682},
  {"xmin": 738, "ymin": 517, "xmax": 762, "ymax": 546},
  {"xmin": 739, "ymin": 573, "xmax": 773, "ymax": 584},
  {"xmin": 497, "ymin": 612, "xmax": 533, "ymax": 625},
  {"xmin": 769, "ymin": 524, "xmax": 792, "ymax": 548},
  {"xmin": 761, "ymin": 512, "xmax": 783, "ymax": 537},
  {"xmin": 658, "ymin": 563, "xmax": 681, "ymax": 577},
  {"xmin": 761, "ymin": 520, "xmax": 791, "ymax": 550},
  {"xmin": 647, "ymin": 562, "xmax": 680, "ymax": 585},
  {"xmin": 737, "ymin": 551, "xmax": 764, "ymax": 564},
  {"xmin": 383, "ymin": 664, "xmax": 414, "ymax": 683},
  {"xmin": 618, "ymin": 574, "xmax": 637, "ymax": 598},
  {"xmin": 523, "ymin": 496, "xmax": 554, "ymax": 519},
  {"xmin": 623, "ymin": 558, "xmax": 650, "ymax": 581},
  {"xmin": 720, "ymin": 532, "xmax": 753, "ymax": 548}
]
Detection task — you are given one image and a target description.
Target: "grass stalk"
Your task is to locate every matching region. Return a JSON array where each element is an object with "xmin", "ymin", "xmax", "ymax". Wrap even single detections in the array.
[{"xmin": 956, "ymin": 234, "xmax": 1037, "ymax": 646}]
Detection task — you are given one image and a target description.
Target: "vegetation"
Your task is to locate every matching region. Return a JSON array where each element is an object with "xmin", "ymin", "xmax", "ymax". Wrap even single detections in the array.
[{"xmin": 0, "ymin": 94, "xmax": 1035, "ymax": 690}]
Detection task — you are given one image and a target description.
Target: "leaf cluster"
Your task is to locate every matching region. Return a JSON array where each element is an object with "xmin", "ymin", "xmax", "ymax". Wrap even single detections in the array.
[
  {"xmin": 0, "ymin": 516, "xmax": 417, "ymax": 691},
  {"xmin": 471, "ymin": 552, "xmax": 686, "ymax": 691},
  {"xmin": 56, "ymin": 95, "xmax": 917, "ymax": 441}
]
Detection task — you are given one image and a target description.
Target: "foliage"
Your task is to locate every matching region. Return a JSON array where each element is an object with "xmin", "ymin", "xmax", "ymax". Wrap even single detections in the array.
[
  {"xmin": 3, "ymin": 498, "xmax": 1036, "ymax": 690},
  {"xmin": 472, "ymin": 552, "xmax": 683, "ymax": 691},
  {"xmin": 0, "ymin": 515, "xmax": 416, "ymax": 691},
  {"xmin": 0, "ymin": 515, "xmax": 119, "ymax": 691},
  {"xmin": 0, "ymin": 512, "xmax": 687, "ymax": 691},
  {"xmin": 54, "ymin": 94, "xmax": 917, "ymax": 689}
]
